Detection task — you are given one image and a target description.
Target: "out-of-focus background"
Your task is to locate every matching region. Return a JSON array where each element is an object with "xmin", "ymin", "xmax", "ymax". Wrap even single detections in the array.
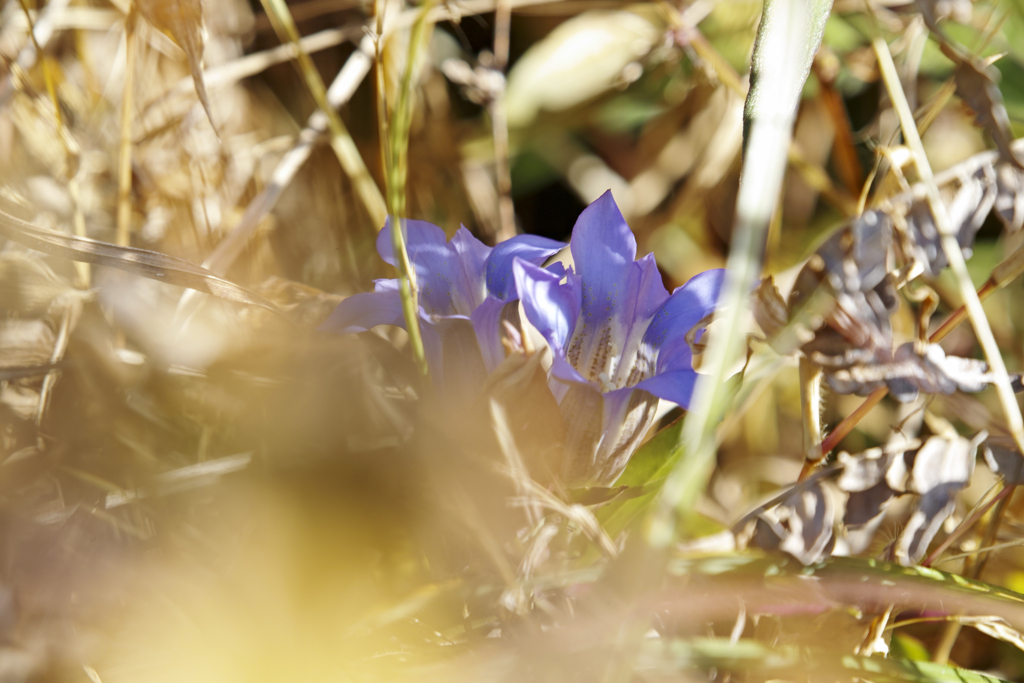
[{"xmin": 4, "ymin": 0, "xmax": 1024, "ymax": 680}]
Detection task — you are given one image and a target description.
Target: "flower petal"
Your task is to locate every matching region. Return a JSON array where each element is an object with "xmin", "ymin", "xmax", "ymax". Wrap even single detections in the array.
[
  {"xmin": 376, "ymin": 217, "xmax": 448, "ymax": 268},
  {"xmin": 562, "ymin": 194, "xmax": 656, "ymax": 386},
  {"xmin": 318, "ymin": 286, "xmax": 404, "ymax": 333},
  {"xmin": 470, "ymin": 296, "xmax": 516, "ymax": 372},
  {"xmin": 632, "ymin": 254, "xmax": 671, "ymax": 319},
  {"xmin": 570, "ymin": 191, "xmax": 638, "ymax": 277},
  {"xmin": 550, "ymin": 353, "xmax": 589, "ymax": 386},
  {"xmin": 376, "ymin": 218, "xmax": 466, "ymax": 316},
  {"xmin": 605, "ymin": 254, "xmax": 669, "ymax": 388},
  {"xmin": 450, "ymin": 226, "xmax": 493, "ymax": 311},
  {"xmin": 569, "ymin": 191, "xmax": 638, "ymax": 330},
  {"xmin": 634, "ymin": 369, "xmax": 699, "ymax": 408},
  {"xmin": 545, "ymin": 261, "xmax": 568, "ymax": 279},
  {"xmin": 597, "ymin": 386, "xmax": 659, "ymax": 483},
  {"xmin": 644, "ymin": 268, "xmax": 726, "ymax": 373},
  {"xmin": 513, "ymin": 258, "xmax": 581, "ymax": 352},
  {"xmin": 319, "ymin": 283, "xmax": 454, "ymax": 384},
  {"xmin": 485, "ymin": 234, "xmax": 566, "ymax": 301}
]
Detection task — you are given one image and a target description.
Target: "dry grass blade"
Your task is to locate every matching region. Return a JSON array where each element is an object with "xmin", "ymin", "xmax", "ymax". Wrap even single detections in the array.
[
  {"xmin": 873, "ymin": 37, "xmax": 1024, "ymax": 454},
  {"xmin": 0, "ymin": 208, "xmax": 283, "ymax": 315},
  {"xmin": 3, "ymin": 6, "xmax": 119, "ymax": 32},
  {"xmin": 173, "ymin": 36, "xmax": 375, "ymax": 321},
  {"xmin": 207, "ymin": 35, "xmax": 373, "ymax": 275},
  {"xmin": 491, "ymin": 0, "xmax": 516, "ymax": 241},
  {"xmin": 0, "ymin": 362, "xmax": 64, "ymax": 381},
  {"xmin": 136, "ymin": 24, "xmax": 364, "ymax": 133},
  {"xmin": 14, "ymin": 0, "xmax": 90, "ymax": 288},
  {"xmin": 136, "ymin": 0, "xmax": 216, "ymax": 130},
  {"xmin": 116, "ymin": 7, "xmax": 138, "ymax": 247},
  {"xmin": 0, "ymin": 0, "xmax": 71, "ymax": 106},
  {"xmin": 105, "ymin": 453, "xmax": 253, "ymax": 508},
  {"xmin": 141, "ymin": 0, "xmax": 559, "ymax": 131},
  {"xmin": 259, "ymin": 0, "xmax": 386, "ymax": 227},
  {"xmin": 378, "ymin": 0, "xmax": 438, "ymax": 377}
]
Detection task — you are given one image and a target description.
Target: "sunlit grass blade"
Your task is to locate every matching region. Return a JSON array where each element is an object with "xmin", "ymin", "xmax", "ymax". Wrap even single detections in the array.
[
  {"xmin": 376, "ymin": 0, "xmax": 439, "ymax": 377},
  {"xmin": 646, "ymin": 0, "xmax": 832, "ymax": 546},
  {"xmin": 259, "ymin": 0, "xmax": 387, "ymax": 228}
]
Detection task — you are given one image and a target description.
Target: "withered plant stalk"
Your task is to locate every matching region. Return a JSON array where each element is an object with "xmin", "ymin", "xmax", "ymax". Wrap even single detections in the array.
[
  {"xmin": 874, "ymin": 37, "xmax": 1024, "ymax": 454},
  {"xmin": 116, "ymin": 5, "xmax": 137, "ymax": 247}
]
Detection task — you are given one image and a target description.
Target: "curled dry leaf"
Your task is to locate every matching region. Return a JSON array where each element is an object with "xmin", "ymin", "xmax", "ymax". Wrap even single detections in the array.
[
  {"xmin": 835, "ymin": 433, "xmax": 983, "ymax": 564},
  {"xmin": 824, "ymin": 342, "xmax": 1015, "ymax": 403},
  {"xmin": 0, "ymin": 319, "xmax": 56, "ymax": 367},
  {"xmin": 995, "ymin": 164, "xmax": 1024, "ymax": 231},
  {"xmin": 136, "ymin": 0, "xmax": 215, "ymax": 129},
  {"xmin": 838, "ymin": 439, "xmax": 916, "ymax": 554},
  {"xmin": 786, "ymin": 144, "xmax": 1024, "ymax": 398},
  {"xmin": 983, "ymin": 436, "xmax": 1024, "ymax": 485},
  {"xmin": 739, "ymin": 479, "xmax": 837, "ymax": 565},
  {"xmin": 895, "ymin": 432, "xmax": 985, "ymax": 565},
  {"xmin": 788, "ymin": 209, "xmax": 898, "ymax": 368},
  {"xmin": 752, "ymin": 275, "xmax": 788, "ymax": 338},
  {"xmin": 921, "ymin": 15, "xmax": 1020, "ymax": 167},
  {"xmin": 945, "ymin": 48, "xmax": 1022, "ymax": 169},
  {"xmin": 898, "ymin": 167, "xmax": 997, "ymax": 277},
  {"xmin": 741, "ymin": 431, "xmax": 989, "ymax": 565},
  {"xmin": 844, "ymin": 478, "xmax": 900, "ymax": 554}
]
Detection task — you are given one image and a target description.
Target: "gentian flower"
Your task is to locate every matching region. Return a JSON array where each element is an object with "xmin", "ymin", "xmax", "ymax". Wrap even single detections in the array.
[
  {"xmin": 513, "ymin": 192, "xmax": 724, "ymax": 487},
  {"xmin": 320, "ymin": 218, "xmax": 564, "ymax": 397}
]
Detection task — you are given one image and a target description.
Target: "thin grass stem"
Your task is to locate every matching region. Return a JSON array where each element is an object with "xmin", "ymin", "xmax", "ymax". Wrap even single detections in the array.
[
  {"xmin": 259, "ymin": 0, "xmax": 387, "ymax": 227},
  {"xmin": 381, "ymin": 0, "xmax": 437, "ymax": 377},
  {"xmin": 490, "ymin": 0, "xmax": 515, "ymax": 242},
  {"xmin": 873, "ymin": 37, "xmax": 1024, "ymax": 455},
  {"xmin": 116, "ymin": 6, "xmax": 137, "ymax": 247},
  {"xmin": 645, "ymin": 0, "xmax": 831, "ymax": 546}
]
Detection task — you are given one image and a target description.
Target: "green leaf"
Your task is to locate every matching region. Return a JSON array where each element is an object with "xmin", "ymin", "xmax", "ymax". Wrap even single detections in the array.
[
  {"xmin": 890, "ymin": 633, "xmax": 933, "ymax": 663},
  {"xmin": 636, "ymin": 637, "xmax": 1010, "ymax": 682},
  {"xmin": 823, "ymin": 14, "xmax": 865, "ymax": 53},
  {"xmin": 841, "ymin": 656, "xmax": 1007, "ymax": 683},
  {"xmin": 616, "ymin": 417, "xmax": 685, "ymax": 488}
]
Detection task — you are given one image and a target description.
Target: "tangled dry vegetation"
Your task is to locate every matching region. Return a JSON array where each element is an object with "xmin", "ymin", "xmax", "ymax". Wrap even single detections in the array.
[{"xmin": 7, "ymin": 0, "xmax": 1024, "ymax": 681}]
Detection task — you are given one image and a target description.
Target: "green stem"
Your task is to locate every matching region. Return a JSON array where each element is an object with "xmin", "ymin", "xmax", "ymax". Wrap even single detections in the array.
[{"xmin": 383, "ymin": 0, "xmax": 437, "ymax": 378}]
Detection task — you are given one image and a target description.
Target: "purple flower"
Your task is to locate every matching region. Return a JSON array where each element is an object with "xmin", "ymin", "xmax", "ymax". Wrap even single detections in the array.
[
  {"xmin": 320, "ymin": 218, "xmax": 564, "ymax": 396},
  {"xmin": 513, "ymin": 192, "xmax": 724, "ymax": 487}
]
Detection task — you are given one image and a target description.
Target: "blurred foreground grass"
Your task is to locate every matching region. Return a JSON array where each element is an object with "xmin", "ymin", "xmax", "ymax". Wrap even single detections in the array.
[{"xmin": 5, "ymin": 0, "xmax": 1024, "ymax": 681}]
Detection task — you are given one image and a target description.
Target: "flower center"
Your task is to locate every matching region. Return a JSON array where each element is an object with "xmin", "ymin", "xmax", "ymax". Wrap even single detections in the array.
[{"xmin": 566, "ymin": 320, "xmax": 656, "ymax": 392}]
